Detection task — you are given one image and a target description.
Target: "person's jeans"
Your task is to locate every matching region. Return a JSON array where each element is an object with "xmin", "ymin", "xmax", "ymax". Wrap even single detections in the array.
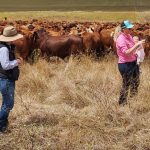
[
  {"xmin": 118, "ymin": 61, "xmax": 140, "ymax": 104},
  {"xmin": 0, "ymin": 78, "xmax": 15, "ymax": 126}
]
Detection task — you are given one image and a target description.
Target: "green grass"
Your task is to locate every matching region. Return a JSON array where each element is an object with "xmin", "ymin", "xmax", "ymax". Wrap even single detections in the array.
[
  {"xmin": 0, "ymin": 11, "xmax": 149, "ymax": 22},
  {"xmin": 0, "ymin": 0, "xmax": 149, "ymax": 11}
]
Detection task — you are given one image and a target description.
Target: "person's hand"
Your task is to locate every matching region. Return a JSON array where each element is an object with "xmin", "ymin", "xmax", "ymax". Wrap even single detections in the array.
[
  {"xmin": 16, "ymin": 57, "xmax": 23, "ymax": 65},
  {"xmin": 138, "ymin": 39, "xmax": 145, "ymax": 45}
]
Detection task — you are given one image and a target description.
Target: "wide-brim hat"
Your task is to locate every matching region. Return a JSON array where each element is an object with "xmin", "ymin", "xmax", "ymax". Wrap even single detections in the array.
[
  {"xmin": 121, "ymin": 20, "xmax": 134, "ymax": 29},
  {"xmin": 0, "ymin": 25, "xmax": 23, "ymax": 42}
]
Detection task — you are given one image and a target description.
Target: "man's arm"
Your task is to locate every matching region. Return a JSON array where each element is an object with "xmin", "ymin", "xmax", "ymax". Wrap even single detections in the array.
[{"xmin": 0, "ymin": 47, "xmax": 18, "ymax": 70}]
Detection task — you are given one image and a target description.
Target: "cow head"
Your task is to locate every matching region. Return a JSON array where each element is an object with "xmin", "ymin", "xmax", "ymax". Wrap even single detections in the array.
[{"xmin": 32, "ymin": 28, "xmax": 47, "ymax": 48}]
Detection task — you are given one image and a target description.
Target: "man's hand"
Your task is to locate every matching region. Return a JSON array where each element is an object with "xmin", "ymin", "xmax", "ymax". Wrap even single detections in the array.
[{"xmin": 16, "ymin": 57, "xmax": 23, "ymax": 65}]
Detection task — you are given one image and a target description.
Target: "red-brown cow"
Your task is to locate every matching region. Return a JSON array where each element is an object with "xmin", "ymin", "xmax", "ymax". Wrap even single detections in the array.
[
  {"xmin": 32, "ymin": 29, "xmax": 83, "ymax": 60},
  {"xmin": 13, "ymin": 33, "xmax": 34, "ymax": 60},
  {"xmin": 81, "ymin": 32, "xmax": 101, "ymax": 56},
  {"xmin": 99, "ymin": 28, "xmax": 116, "ymax": 55}
]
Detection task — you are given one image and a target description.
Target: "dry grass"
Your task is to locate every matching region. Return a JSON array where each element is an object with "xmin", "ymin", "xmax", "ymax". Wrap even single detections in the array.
[{"xmin": 0, "ymin": 55, "xmax": 150, "ymax": 150}]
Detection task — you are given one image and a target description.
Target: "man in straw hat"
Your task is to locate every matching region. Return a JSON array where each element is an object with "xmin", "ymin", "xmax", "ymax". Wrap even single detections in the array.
[{"xmin": 0, "ymin": 25, "xmax": 23, "ymax": 133}]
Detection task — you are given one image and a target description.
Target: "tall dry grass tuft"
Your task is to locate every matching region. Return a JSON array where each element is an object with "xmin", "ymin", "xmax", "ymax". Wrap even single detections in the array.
[{"xmin": 0, "ymin": 56, "xmax": 150, "ymax": 150}]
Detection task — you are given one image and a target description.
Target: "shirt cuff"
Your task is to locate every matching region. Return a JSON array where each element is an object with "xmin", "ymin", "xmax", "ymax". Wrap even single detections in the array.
[{"xmin": 13, "ymin": 60, "xmax": 19, "ymax": 67}]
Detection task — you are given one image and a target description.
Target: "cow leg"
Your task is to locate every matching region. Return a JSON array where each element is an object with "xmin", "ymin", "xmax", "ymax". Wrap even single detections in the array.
[{"xmin": 98, "ymin": 45, "xmax": 105, "ymax": 57}]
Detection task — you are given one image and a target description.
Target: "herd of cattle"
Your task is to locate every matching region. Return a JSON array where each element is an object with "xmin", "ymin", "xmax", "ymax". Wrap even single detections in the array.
[{"xmin": 0, "ymin": 19, "xmax": 150, "ymax": 61}]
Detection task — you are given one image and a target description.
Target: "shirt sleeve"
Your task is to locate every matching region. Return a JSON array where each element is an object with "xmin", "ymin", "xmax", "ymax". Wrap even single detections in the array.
[
  {"xmin": 116, "ymin": 38, "xmax": 129, "ymax": 54},
  {"xmin": 0, "ymin": 47, "xmax": 18, "ymax": 70}
]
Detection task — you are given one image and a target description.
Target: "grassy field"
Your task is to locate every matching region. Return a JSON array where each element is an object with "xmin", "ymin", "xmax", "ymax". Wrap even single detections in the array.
[
  {"xmin": 0, "ymin": 0, "xmax": 149, "ymax": 22},
  {"xmin": 0, "ymin": 11, "xmax": 150, "ymax": 22},
  {"xmin": 0, "ymin": 0, "xmax": 150, "ymax": 11},
  {"xmin": 0, "ymin": 56, "xmax": 150, "ymax": 149},
  {"xmin": 0, "ymin": 3, "xmax": 149, "ymax": 149}
]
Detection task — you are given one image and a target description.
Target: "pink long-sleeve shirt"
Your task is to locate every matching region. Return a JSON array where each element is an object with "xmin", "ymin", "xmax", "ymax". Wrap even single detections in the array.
[{"xmin": 116, "ymin": 32, "xmax": 137, "ymax": 63}]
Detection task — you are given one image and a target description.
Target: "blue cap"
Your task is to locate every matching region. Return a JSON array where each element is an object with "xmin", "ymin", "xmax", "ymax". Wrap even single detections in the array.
[{"xmin": 121, "ymin": 20, "xmax": 134, "ymax": 29}]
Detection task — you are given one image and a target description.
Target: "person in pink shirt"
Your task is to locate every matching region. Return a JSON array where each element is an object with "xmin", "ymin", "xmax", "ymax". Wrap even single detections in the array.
[{"xmin": 116, "ymin": 20, "xmax": 145, "ymax": 105}]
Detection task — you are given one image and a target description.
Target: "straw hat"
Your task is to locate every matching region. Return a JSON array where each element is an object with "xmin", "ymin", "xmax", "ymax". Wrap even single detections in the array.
[{"xmin": 0, "ymin": 26, "xmax": 23, "ymax": 42}]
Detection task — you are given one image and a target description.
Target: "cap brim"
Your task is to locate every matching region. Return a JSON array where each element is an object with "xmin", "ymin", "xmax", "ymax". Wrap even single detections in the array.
[
  {"xmin": 0, "ymin": 34, "xmax": 23, "ymax": 42},
  {"xmin": 126, "ymin": 24, "xmax": 134, "ymax": 29}
]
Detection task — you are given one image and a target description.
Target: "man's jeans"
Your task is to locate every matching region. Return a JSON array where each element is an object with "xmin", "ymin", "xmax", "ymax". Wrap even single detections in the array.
[
  {"xmin": 118, "ymin": 61, "xmax": 140, "ymax": 104},
  {"xmin": 0, "ymin": 78, "xmax": 15, "ymax": 125}
]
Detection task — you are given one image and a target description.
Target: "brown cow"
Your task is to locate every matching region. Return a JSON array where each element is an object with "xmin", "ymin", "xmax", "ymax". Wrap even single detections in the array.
[
  {"xmin": 32, "ymin": 29, "xmax": 83, "ymax": 60},
  {"xmin": 81, "ymin": 32, "xmax": 101, "ymax": 56},
  {"xmin": 143, "ymin": 29, "xmax": 150, "ymax": 56},
  {"xmin": 13, "ymin": 33, "xmax": 34, "ymax": 60},
  {"xmin": 99, "ymin": 28, "xmax": 116, "ymax": 55}
]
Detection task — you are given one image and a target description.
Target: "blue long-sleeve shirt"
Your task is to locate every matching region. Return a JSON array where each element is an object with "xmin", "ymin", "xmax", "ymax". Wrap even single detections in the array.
[{"xmin": 0, "ymin": 47, "xmax": 18, "ymax": 70}]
